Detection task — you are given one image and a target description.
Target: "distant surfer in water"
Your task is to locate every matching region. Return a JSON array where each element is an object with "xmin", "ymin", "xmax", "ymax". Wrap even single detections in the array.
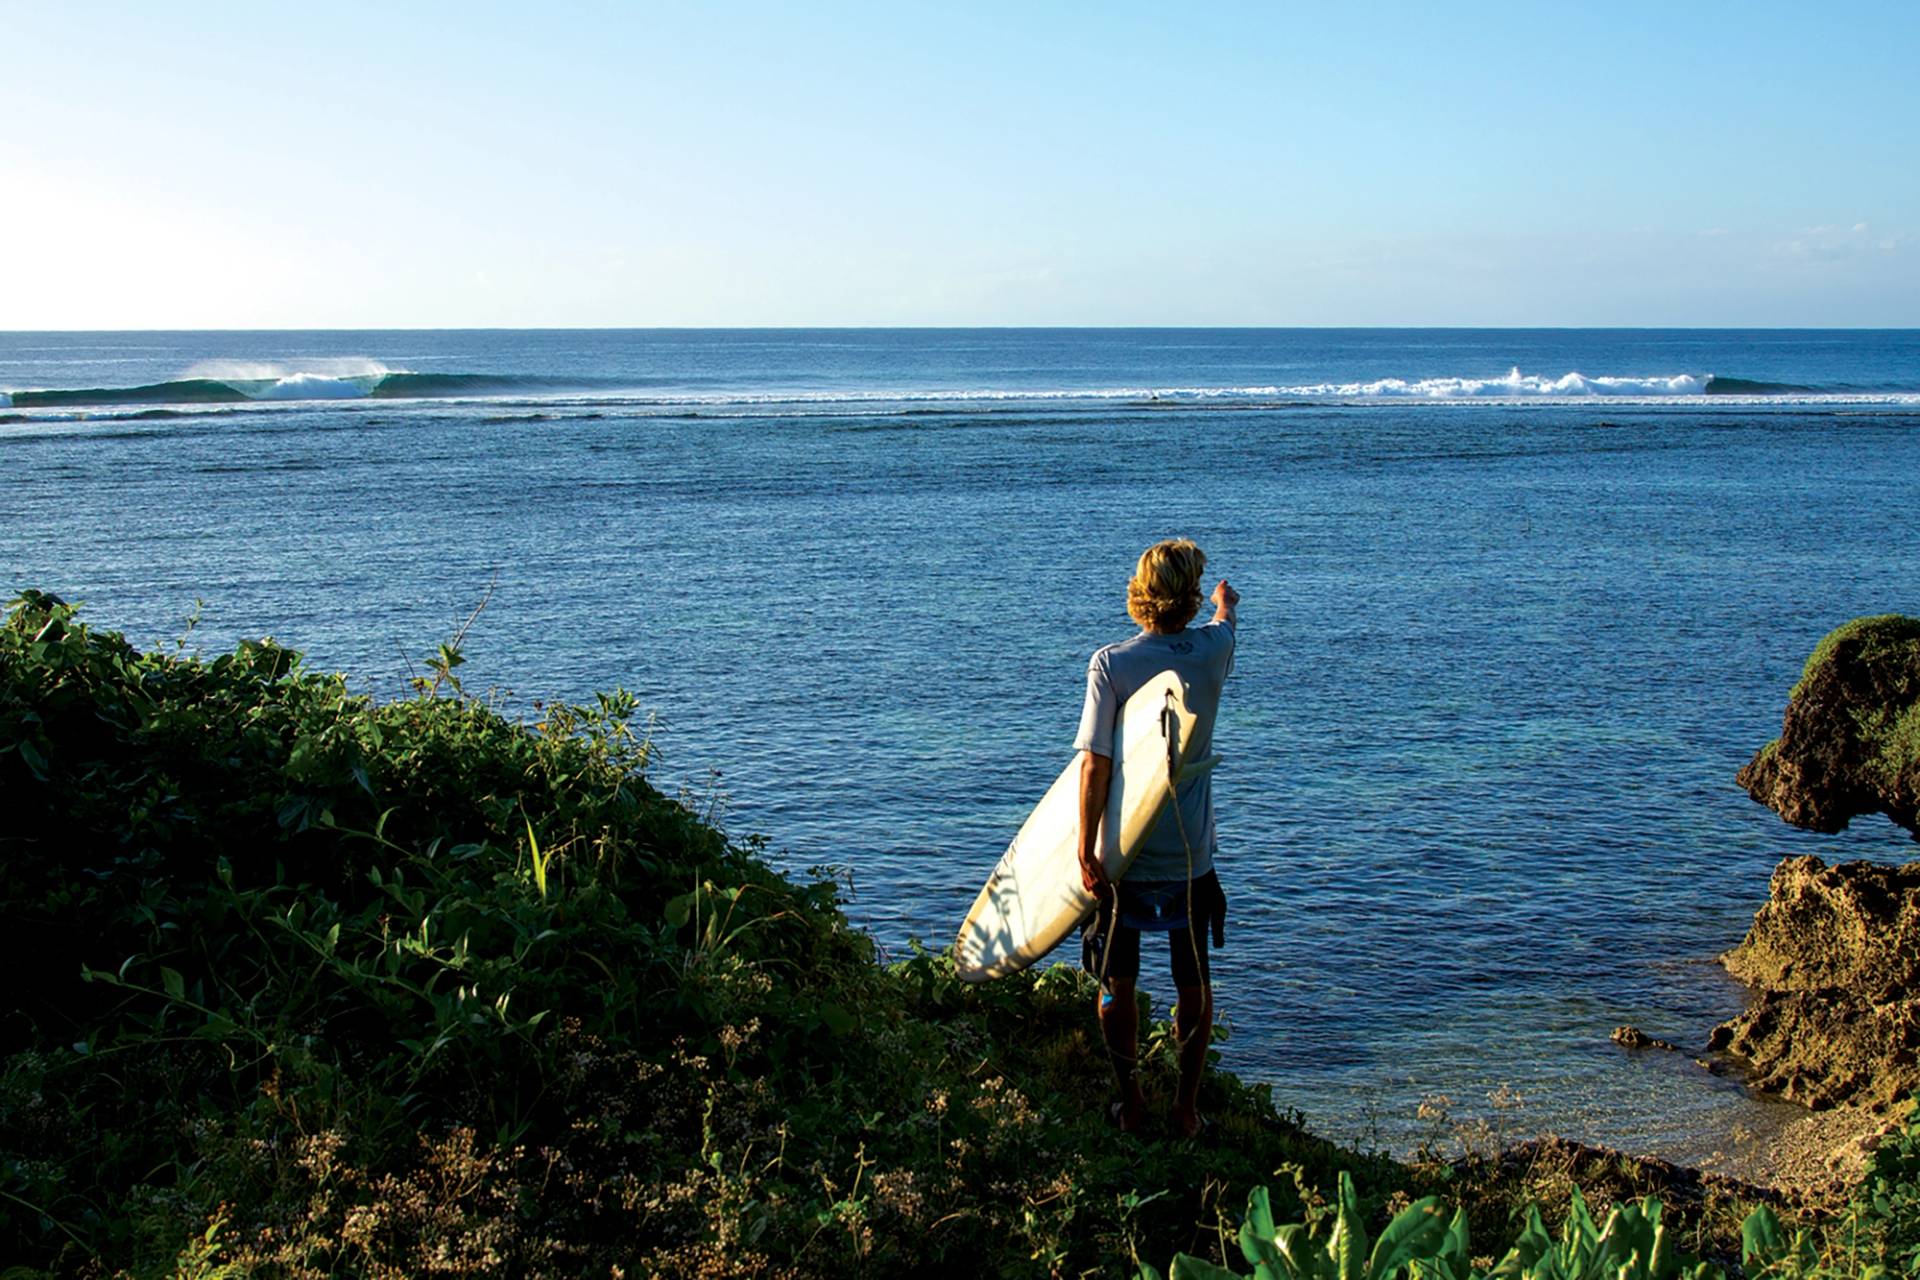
[{"xmin": 1076, "ymin": 538, "xmax": 1237, "ymax": 1137}]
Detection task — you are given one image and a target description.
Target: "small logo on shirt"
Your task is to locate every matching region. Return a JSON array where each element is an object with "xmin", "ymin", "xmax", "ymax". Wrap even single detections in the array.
[{"xmin": 1169, "ymin": 639, "xmax": 1194, "ymax": 654}]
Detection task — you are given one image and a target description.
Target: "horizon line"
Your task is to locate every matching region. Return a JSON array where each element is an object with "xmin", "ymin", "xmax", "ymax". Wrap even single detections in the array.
[{"xmin": 5, "ymin": 323, "xmax": 1920, "ymax": 335}]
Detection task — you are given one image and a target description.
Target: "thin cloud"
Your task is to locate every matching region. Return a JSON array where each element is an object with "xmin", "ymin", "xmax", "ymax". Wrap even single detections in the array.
[{"xmin": 1773, "ymin": 220, "xmax": 1904, "ymax": 264}]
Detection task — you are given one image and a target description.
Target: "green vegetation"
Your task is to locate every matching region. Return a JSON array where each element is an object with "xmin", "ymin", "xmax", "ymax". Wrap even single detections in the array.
[
  {"xmin": 1790, "ymin": 615, "xmax": 1920, "ymax": 791},
  {"xmin": 1774, "ymin": 614, "xmax": 1912, "ymax": 794},
  {"xmin": 1154, "ymin": 1122, "xmax": 1920, "ymax": 1279},
  {"xmin": 1, "ymin": 592, "xmax": 1913, "ymax": 1277},
  {"xmin": 1741, "ymin": 612, "xmax": 1920, "ymax": 838},
  {"xmin": 1791, "ymin": 616, "xmax": 1920, "ymax": 701}
]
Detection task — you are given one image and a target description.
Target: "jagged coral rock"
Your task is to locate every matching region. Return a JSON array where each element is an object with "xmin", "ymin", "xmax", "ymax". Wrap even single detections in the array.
[
  {"xmin": 1738, "ymin": 615, "xmax": 1920, "ymax": 839},
  {"xmin": 1722, "ymin": 856, "xmax": 1920, "ymax": 997},
  {"xmin": 1714, "ymin": 856, "xmax": 1920, "ymax": 1112}
]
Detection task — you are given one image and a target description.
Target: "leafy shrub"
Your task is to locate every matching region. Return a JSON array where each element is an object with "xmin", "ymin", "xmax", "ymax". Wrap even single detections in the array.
[
  {"xmin": 0, "ymin": 594, "xmax": 1398, "ymax": 1276},
  {"xmin": 1149, "ymin": 1151, "xmax": 1920, "ymax": 1280}
]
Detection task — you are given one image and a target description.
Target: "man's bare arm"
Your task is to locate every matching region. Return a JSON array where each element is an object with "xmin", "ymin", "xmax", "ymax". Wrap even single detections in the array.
[
  {"xmin": 1076, "ymin": 749, "xmax": 1114, "ymax": 897},
  {"xmin": 1210, "ymin": 578, "xmax": 1240, "ymax": 628}
]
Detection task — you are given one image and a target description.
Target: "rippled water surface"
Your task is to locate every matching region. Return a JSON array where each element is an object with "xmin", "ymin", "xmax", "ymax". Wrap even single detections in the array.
[{"xmin": 6, "ymin": 329, "xmax": 1918, "ymax": 1167}]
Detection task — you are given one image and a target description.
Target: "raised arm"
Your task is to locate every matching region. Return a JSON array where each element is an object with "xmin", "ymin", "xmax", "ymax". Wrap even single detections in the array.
[{"xmin": 1209, "ymin": 578, "xmax": 1240, "ymax": 629}]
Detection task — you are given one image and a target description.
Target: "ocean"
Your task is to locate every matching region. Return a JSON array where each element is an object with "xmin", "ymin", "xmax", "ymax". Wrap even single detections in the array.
[{"xmin": 5, "ymin": 328, "xmax": 1918, "ymax": 1171}]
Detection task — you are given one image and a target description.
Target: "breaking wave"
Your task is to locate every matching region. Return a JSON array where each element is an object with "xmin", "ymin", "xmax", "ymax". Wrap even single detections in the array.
[
  {"xmin": 4, "ymin": 362, "xmax": 1911, "ymax": 413},
  {"xmin": 611, "ymin": 369, "xmax": 1891, "ymax": 408},
  {"xmin": 0, "ymin": 360, "xmax": 566, "ymax": 408},
  {"xmin": 1237, "ymin": 370, "xmax": 1833, "ymax": 399},
  {"xmin": 1269, "ymin": 369, "xmax": 1710, "ymax": 398}
]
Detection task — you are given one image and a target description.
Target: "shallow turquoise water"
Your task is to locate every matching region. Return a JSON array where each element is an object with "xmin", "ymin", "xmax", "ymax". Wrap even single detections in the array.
[{"xmin": 5, "ymin": 329, "xmax": 1918, "ymax": 1166}]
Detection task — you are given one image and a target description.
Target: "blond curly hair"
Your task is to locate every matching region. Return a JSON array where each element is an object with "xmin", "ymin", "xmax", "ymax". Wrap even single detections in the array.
[{"xmin": 1126, "ymin": 538, "xmax": 1206, "ymax": 633}]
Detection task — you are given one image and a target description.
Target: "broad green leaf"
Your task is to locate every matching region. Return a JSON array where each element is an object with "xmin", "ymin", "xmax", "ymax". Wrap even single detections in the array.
[
  {"xmin": 1328, "ymin": 1173, "xmax": 1366, "ymax": 1280},
  {"xmin": 1367, "ymin": 1197, "xmax": 1447, "ymax": 1278},
  {"xmin": 1170, "ymin": 1255, "xmax": 1244, "ymax": 1280},
  {"xmin": 1239, "ymin": 1217, "xmax": 1285, "ymax": 1275},
  {"xmin": 1741, "ymin": 1205, "xmax": 1785, "ymax": 1265},
  {"xmin": 1647, "ymin": 1222, "xmax": 1673, "ymax": 1277},
  {"xmin": 1239, "ymin": 1185, "xmax": 1279, "ymax": 1270},
  {"xmin": 1439, "ymin": 1207, "xmax": 1469, "ymax": 1267},
  {"xmin": 665, "ymin": 891, "xmax": 696, "ymax": 927},
  {"xmin": 1564, "ymin": 1186, "xmax": 1596, "ymax": 1250},
  {"xmin": 1272, "ymin": 1223, "xmax": 1312, "ymax": 1277},
  {"xmin": 160, "ymin": 966, "xmax": 185, "ymax": 1000},
  {"xmin": 1489, "ymin": 1205, "xmax": 1550, "ymax": 1278},
  {"xmin": 1593, "ymin": 1205, "xmax": 1635, "ymax": 1266},
  {"xmin": 1247, "ymin": 1185, "xmax": 1277, "ymax": 1240}
]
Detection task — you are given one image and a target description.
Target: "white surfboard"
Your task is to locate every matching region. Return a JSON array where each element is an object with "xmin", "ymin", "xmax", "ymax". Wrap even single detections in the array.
[{"xmin": 953, "ymin": 669, "xmax": 1219, "ymax": 982}]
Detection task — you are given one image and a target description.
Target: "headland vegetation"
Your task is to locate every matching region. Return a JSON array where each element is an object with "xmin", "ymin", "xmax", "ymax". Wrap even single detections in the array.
[{"xmin": 1, "ymin": 591, "xmax": 1914, "ymax": 1277}]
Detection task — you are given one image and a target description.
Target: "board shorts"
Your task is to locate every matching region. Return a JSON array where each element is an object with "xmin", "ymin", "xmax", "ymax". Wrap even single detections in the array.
[{"xmin": 1081, "ymin": 870, "xmax": 1225, "ymax": 988}]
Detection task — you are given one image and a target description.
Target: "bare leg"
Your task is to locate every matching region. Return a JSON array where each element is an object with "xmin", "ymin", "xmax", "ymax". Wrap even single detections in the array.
[
  {"xmin": 1171, "ymin": 982, "xmax": 1213, "ymax": 1138},
  {"xmin": 1099, "ymin": 975, "xmax": 1147, "ymax": 1132}
]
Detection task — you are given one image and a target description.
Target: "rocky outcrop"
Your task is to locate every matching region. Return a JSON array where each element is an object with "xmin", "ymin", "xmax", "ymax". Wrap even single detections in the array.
[
  {"xmin": 1611, "ymin": 1025, "xmax": 1680, "ymax": 1052},
  {"xmin": 1721, "ymin": 856, "xmax": 1920, "ymax": 995},
  {"xmin": 1453, "ymin": 1135, "xmax": 1795, "ymax": 1226},
  {"xmin": 1711, "ymin": 620, "xmax": 1920, "ymax": 1188},
  {"xmin": 1712, "ymin": 856, "xmax": 1920, "ymax": 1113},
  {"xmin": 1737, "ymin": 615, "xmax": 1920, "ymax": 839}
]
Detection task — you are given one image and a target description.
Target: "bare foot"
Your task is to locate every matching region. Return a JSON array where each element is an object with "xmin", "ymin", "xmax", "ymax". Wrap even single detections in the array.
[{"xmin": 1110, "ymin": 1096, "xmax": 1148, "ymax": 1135}]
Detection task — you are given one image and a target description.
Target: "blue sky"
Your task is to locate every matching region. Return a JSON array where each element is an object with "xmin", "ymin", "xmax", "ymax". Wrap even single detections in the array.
[{"xmin": 4, "ymin": 2, "xmax": 1915, "ymax": 327}]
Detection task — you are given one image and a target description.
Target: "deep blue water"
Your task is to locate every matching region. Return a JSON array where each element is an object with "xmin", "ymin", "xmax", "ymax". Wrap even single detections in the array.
[{"xmin": 5, "ymin": 328, "xmax": 1919, "ymax": 1170}]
